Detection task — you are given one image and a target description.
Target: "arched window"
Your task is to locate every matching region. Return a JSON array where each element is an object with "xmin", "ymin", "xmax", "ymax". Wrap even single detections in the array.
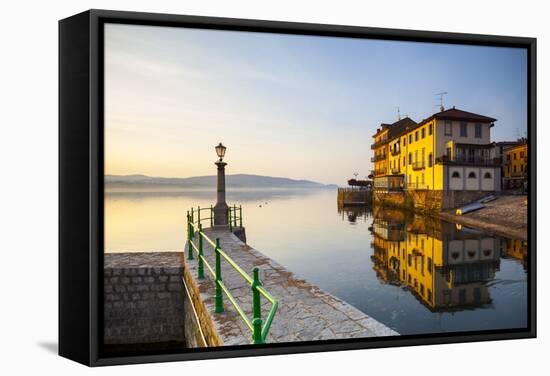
[
  {"xmin": 468, "ymin": 171, "xmax": 477, "ymax": 179},
  {"xmin": 452, "ymin": 171, "xmax": 460, "ymax": 178},
  {"xmin": 484, "ymin": 172, "xmax": 492, "ymax": 179}
]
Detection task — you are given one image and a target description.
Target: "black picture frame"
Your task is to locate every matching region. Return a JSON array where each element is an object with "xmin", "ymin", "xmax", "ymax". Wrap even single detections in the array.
[{"xmin": 59, "ymin": 9, "xmax": 537, "ymax": 367}]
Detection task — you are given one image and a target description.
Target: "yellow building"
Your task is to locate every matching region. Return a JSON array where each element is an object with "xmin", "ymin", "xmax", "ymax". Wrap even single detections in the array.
[
  {"xmin": 372, "ymin": 107, "xmax": 500, "ymax": 192},
  {"xmin": 503, "ymin": 141, "xmax": 528, "ymax": 190},
  {"xmin": 372, "ymin": 117, "xmax": 417, "ymax": 189},
  {"xmin": 370, "ymin": 207, "xmax": 501, "ymax": 311}
]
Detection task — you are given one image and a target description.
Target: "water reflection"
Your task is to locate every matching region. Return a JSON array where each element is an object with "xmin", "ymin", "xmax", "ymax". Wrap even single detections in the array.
[
  {"xmin": 367, "ymin": 205, "xmax": 528, "ymax": 317},
  {"xmin": 502, "ymin": 238, "xmax": 529, "ymax": 271},
  {"xmin": 336, "ymin": 205, "xmax": 371, "ymax": 224},
  {"xmin": 105, "ymin": 188, "xmax": 528, "ymax": 334}
]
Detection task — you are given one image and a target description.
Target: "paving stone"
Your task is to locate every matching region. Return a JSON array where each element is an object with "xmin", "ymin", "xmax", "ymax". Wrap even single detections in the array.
[{"xmin": 185, "ymin": 228, "xmax": 398, "ymax": 346}]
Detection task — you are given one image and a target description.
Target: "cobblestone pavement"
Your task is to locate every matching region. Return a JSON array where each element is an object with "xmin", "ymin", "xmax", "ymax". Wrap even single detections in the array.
[{"xmin": 186, "ymin": 228, "xmax": 398, "ymax": 346}]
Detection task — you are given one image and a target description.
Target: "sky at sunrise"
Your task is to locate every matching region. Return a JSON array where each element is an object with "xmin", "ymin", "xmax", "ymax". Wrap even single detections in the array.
[{"xmin": 105, "ymin": 23, "xmax": 528, "ymax": 186}]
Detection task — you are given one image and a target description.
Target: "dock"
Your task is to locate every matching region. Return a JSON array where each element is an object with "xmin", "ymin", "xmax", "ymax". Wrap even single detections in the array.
[
  {"xmin": 337, "ymin": 187, "xmax": 372, "ymax": 206},
  {"xmin": 184, "ymin": 227, "xmax": 398, "ymax": 346}
]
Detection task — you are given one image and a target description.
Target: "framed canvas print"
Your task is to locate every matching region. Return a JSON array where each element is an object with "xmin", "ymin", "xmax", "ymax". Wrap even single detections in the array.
[{"xmin": 59, "ymin": 9, "xmax": 536, "ymax": 366}]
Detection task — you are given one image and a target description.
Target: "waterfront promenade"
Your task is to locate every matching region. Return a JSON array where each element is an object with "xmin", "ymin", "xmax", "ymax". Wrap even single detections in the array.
[{"xmin": 185, "ymin": 227, "xmax": 398, "ymax": 345}]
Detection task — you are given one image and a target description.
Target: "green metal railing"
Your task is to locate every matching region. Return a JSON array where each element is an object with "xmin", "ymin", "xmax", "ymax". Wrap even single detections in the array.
[{"xmin": 186, "ymin": 206, "xmax": 278, "ymax": 344}]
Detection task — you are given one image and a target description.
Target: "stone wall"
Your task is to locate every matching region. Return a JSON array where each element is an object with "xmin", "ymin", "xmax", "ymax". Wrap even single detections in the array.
[
  {"xmin": 182, "ymin": 260, "xmax": 223, "ymax": 347},
  {"xmin": 372, "ymin": 190, "xmax": 406, "ymax": 208},
  {"xmin": 373, "ymin": 190, "xmax": 494, "ymax": 212},
  {"xmin": 103, "ymin": 252, "xmax": 186, "ymax": 346},
  {"xmin": 337, "ymin": 188, "xmax": 371, "ymax": 205}
]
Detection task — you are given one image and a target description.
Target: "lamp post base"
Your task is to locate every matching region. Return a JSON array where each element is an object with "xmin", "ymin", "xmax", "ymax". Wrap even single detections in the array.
[{"xmin": 213, "ymin": 203, "xmax": 229, "ymax": 227}]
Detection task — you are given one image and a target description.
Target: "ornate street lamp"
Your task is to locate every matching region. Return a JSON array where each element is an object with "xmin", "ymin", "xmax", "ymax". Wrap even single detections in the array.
[
  {"xmin": 215, "ymin": 142, "xmax": 226, "ymax": 161},
  {"xmin": 213, "ymin": 142, "xmax": 229, "ymax": 227}
]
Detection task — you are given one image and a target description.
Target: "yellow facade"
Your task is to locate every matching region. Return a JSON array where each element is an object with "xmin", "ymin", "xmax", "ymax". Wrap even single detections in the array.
[
  {"xmin": 371, "ymin": 108, "xmax": 499, "ymax": 192},
  {"xmin": 381, "ymin": 120, "xmax": 443, "ymax": 190},
  {"xmin": 504, "ymin": 143, "xmax": 528, "ymax": 179},
  {"xmin": 372, "ymin": 128, "xmax": 389, "ymax": 177}
]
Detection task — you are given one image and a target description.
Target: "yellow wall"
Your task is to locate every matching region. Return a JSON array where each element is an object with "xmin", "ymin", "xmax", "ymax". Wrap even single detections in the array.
[
  {"xmin": 504, "ymin": 144, "xmax": 528, "ymax": 178},
  {"xmin": 373, "ymin": 128, "xmax": 389, "ymax": 176},
  {"xmin": 401, "ymin": 120, "xmax": 437, "ymax": 189}
]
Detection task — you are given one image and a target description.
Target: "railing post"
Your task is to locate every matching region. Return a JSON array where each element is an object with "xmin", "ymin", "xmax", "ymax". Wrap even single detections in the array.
[
  {"xmin": 239, "ymin": 205, "xmax": 243, "ymax": 228},
  {"xmin": 210, "ymin": 205, "xmax": 213, "ymax": 228},
  {"xmin": 191, "ymin": 207, "xmax": 194, "ymax": 223},
  {"xmin": 214, "ymin": 238, "xmax": 224, "ymax": 313},
  {"xmin": 229, "ymin": 209, "xmax": 233, "ymax": 232},
  {"xmin": 187, "ymin": 212, "xmax": 193, "ymax": 260},
  {"xmin": 233, "ymin": 204, "xmax": 237, "ymax": 228},
  {"xmin": 197, "ymin": 224, "xmax": 204, "ymax": 279},
  {"xmin": 251, "ymin": 267, "xmax": 264, "ymax": 344},
  {"xmin": 198, "ymin": 206, "xmax": 201, "ymax": 224}
]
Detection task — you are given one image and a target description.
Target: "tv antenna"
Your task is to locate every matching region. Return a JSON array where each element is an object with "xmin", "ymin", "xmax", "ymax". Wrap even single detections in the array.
[
  {"xmin": 353, "ymin": 172, "xmax": 358, "ymax": 179},
  {"xmin": 435, "ymin": 92, "xmax": 448, "ymax": 112},
  {"xmin": 395, "ymin": 106, "xmax": 401, "ymax": 121}
]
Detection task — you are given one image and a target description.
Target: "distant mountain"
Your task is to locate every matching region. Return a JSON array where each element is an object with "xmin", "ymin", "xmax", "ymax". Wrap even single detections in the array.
[{"xmin": 105, "ymin": 174, "xmax": 337, "ymax": 189}]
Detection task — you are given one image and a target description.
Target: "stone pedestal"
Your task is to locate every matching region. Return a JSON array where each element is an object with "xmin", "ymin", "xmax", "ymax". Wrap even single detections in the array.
[{"xmin": 213, "ymin": 160, "xmax": 228, "ymax": 226}]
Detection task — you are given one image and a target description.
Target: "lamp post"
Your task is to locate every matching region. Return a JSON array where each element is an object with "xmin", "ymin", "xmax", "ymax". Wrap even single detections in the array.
[{"xmin": 213, "ymin": 142, "xmax": 229, "ymax": 227}]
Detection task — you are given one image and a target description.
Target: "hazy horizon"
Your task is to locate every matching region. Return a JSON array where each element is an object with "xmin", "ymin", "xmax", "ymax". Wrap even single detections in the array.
[{"xmin": 105, "ymin": 23, "xmax": 528, "ymax": 186}]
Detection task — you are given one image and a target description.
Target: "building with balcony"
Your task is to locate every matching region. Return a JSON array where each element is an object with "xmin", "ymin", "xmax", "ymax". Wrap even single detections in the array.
[
  {"xmin": 503, "ymin": 141, "xmax": 528, "ymax": 190},
  {"xmin": 371, "ymin": 107, "xmax": 501, "ymax": 193}
]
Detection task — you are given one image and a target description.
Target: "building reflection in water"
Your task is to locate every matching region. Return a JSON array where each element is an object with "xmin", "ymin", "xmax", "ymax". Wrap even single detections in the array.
[
  {"xmin": 369, "ymin": 206, "xmax": 528, "ymax": 312},
  {"xmin": 337, "ymin": 204, "xmax": 371, "ymax": 224},
  {"xmin": 502, "ymin": 238, "xmax": 528, "ymax": 271}
]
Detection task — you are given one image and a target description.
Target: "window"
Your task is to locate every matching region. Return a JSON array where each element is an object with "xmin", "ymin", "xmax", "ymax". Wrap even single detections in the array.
[
  {"xmin": 514, "ymin": 153, "xmax": 517, "ymax": 160},
  {"xmin": 513, "ymin": 165, "xmax": 517, "ymax": 173},
  {"xmin": 421, "ymin": 127, "xmax": 425, "ymax": 139},
  {"xmin": 428, "ymin": 153, "xmax": 433, "ymax": 167},
  {"xmin": 484, "ymin": 172, "xmax": 492, "ymax": 179},
  {"xmin": 422, "ymin": 173, "xmax": 425, "ymax": 185},
  {"xmin": 428, "ymin": 123, "xmax": 433, "ymax": 135},
  {"xmin": 520, "ymin": 151, "xmax": 524, "ymax": 158},
  {"xmin": 403, "ymin": 156, "xmax": 405, "ymax": 166},
  {"xmin": 475, "ymin": 123, "xmax": 482, "ymax": 138},
  {"xmin": 460, "ymin": 122, "xmax": 468, "ymax": 137},
  {"xmin": 468, "ymin": 171, "xmax": 477, "ymax": 178},
  {"xmin": 452, "ymin": 171, "xmax": 460, "ymax": 178},
  {"xmin": 427, "ymin": 257, "xmax": 433, "ymax": 273},
  {"xmin": 459, "ymin": 289, "xmax": 466, "ymax": 305},
  {"xmin": 507, "ymin": 154, "xmax": 511, "ymax": 161},
  {"xmin": 415, "ymin": 131, "xmax": 419, "ymax": 141},
  {"xmin": 408, "ymin": 152, "xmax": 412, "ymax": 164},
  {"xmin": 445, "ymin": 121, "xmax": 452, "ymax": 136}
]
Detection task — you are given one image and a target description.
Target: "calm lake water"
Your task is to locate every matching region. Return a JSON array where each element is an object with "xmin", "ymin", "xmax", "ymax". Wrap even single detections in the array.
[{"xmin": 105, "ymin": 188, "xmax": 528, "ymax": 335}]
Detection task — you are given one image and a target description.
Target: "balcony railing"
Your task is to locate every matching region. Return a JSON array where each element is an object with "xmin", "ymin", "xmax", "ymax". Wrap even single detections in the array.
[
  {"xmin": 390, "ymin": 148, "xmax": 401, "ymax": 156},
  {"xmin": 436, "ymin": 155, "xmax": 500, "ymax": 167},
  {"xmin": 371, "ymin": 154, "xmax": 387, "ymax": 163},
  {"xmin": 373, "ymin": 168, "xmax": 387, "ymax": 176},
  {"xmin": 371, "ymin": 139, "xmax": 389, "ymax": 150},
  {"xmin": 391, "ymin": 167, "xmax": 401, "ymax": 174},
  {"xmin": 405, "ymin": 182, "xmax": 430, "ymax": 190},
  {"xmin": 412, "ymin": 161, "xmax": 425, "ymax": 170}
]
